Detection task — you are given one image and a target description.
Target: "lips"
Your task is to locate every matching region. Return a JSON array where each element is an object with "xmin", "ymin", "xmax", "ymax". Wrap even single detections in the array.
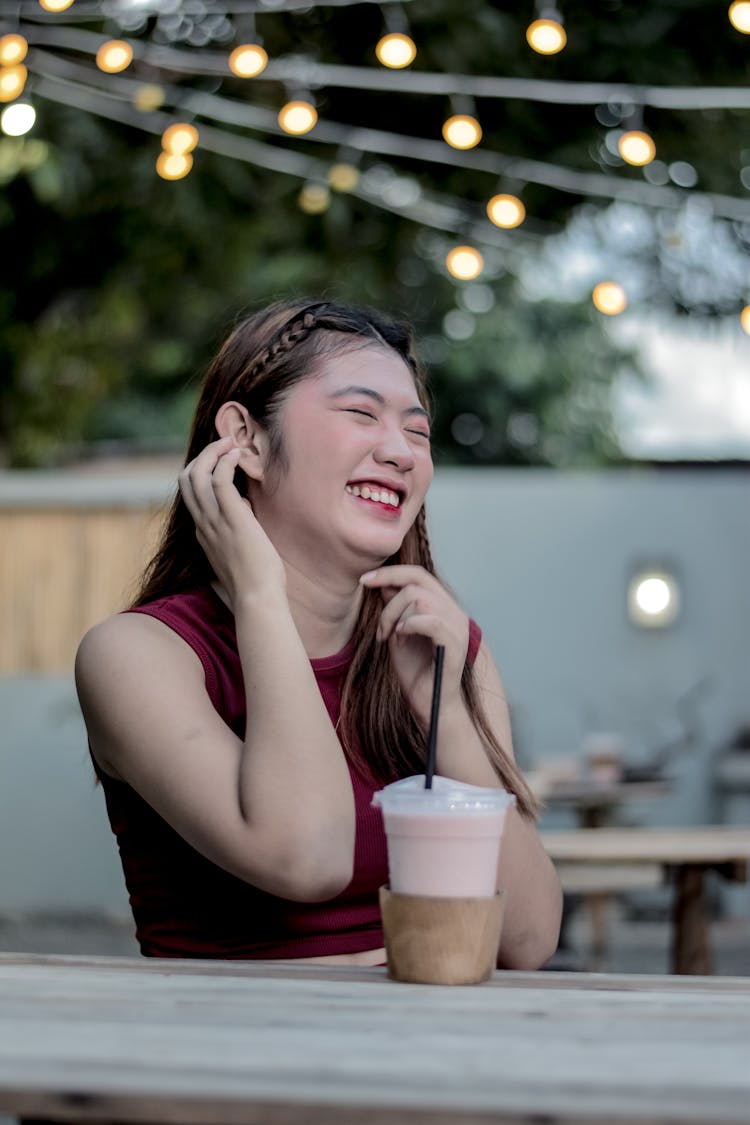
[{"xmin": 346, "ymin": 478, "xmax": 407, "ymax": 503}]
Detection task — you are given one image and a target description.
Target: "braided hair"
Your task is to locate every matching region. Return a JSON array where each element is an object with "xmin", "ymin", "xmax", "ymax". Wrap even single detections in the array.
[{"xmin": 133, "ymin": 297, "xmax": 537, "ymax": 817}]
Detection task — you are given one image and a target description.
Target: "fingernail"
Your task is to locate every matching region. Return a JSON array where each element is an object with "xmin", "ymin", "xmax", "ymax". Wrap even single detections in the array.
[{"xmin": 360, "ymin": 571, "xmax": 377, "ymax": 583}]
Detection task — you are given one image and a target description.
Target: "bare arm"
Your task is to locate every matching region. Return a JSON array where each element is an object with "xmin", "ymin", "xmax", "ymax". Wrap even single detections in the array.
[{"xmin": 76, "ymin": 439, "xmax": 355, "ymax": 903}]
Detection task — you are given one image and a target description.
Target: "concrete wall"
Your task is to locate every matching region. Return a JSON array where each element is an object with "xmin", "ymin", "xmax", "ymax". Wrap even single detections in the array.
[{"xmin": 1, "ymin": 466, "xmax": 748, "ymax": 916}]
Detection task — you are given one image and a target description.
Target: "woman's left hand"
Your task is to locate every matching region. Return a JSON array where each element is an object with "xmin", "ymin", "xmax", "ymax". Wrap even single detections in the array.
[{"xmin": 359, "ymin": 565, "xmax": 470, "ymax": 730}]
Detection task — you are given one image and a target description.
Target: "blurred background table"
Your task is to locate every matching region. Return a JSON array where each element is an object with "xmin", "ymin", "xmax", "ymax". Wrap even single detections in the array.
[{"xmin": 541, "ymin": 825, "xmax": 750, "ymax": 974}]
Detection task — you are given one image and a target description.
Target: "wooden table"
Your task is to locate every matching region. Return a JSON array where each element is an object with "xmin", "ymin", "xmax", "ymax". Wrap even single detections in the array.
[
  {"xmin": 540, "ymin": 778, "xmax": 672, "ymax": 828},
  {"xmin": 1, "ymin": 954, "xmax": 749, "ymax": 1125},
  {"xmin": 541, "ymin": 825, "xmax": 750, "ymax": 975}
]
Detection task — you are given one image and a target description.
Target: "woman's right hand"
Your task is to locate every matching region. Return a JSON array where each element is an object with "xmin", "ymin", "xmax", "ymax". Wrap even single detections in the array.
[{"xmin": 178, "ymin": 436, "xmax": 287, "ymax": 608}]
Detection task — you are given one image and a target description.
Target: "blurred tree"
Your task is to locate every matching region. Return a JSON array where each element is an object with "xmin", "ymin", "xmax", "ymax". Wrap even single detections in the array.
[{"xmin": 1, "ymin": 0, "xmax": 746, "ymax": 466}]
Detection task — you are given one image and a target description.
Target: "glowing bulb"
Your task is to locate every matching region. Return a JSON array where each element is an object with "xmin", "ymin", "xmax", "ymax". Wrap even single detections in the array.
[
  {"xmin": 38, "ymin": 0, "xmax": 75, "ymax": 11},
  {"xmin": 442, "ymin": 114, "xmax": 482, "ymax": 150},
  {"xmin": 446, "ymin": 246, "xmax": 484, "ymax": 281},
  {"xmin": 156, "ymin": 151, "xmax": 193, "ymax": 180},
  {"xmin": 526, "ymin": 18, "xmax": 567, "ymax": 54},
  {"xmin": 162, "ymin": 122, "xmax": 199, "ymax": 155},
  {"xmin": 278, "ymin": 99, "xmax": 317, "ymax": 135},
  {"xmin": 229, "ymin": 44, "xmax": 268, "ymax": 77},
  {"xmin": 0, "ymin": 64, "xmax": 27, "ymax": 102},
  {"xmin": 1, "ymin": 101, "xmax": 36, "ymax": 136},
  {"xmin": 133, "ymin": 84, "xmax": 165, "ymax": 112},
  {"xmin": 729, "ymin": 1, "xmax": 750, "ymax": 32},
  {"xmin": 627, "ymin": 571, "xmax": 680, "ymax": 627},
  {"xmin": 487, "ymin": 193, "xmax": 526, "ymax": 229},
  {"xmin": 618, "ymin": 129, "xmax": 656, "ymax": 166},
  {"xmin": 741, "ymin": 306, "xmax": 750, "ymax": 334},
  {"xmin": 375, "ymin": 32, "xmax": 417, "ymax": 68},
  {"xmin": 328, "ymin": 162, "xmax": 360, "ymax": 192},
  {"xmin": 592, "ymin": 282, "xmax": 627, "ymax": 316},
  {"xmin": 96, "ymin": 40, "xmax": 133, "ymax": 73},
  {"xmin": 298, "ymin": 183, "xmax": 331, "ymax": 214},
  {"xmin": 0, "ymin": 35, "xmax": 28, "ymax": 66}
]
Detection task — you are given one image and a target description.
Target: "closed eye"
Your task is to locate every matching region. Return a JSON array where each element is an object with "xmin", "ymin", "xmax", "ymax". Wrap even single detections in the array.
[
  {"xmin": 345, "ymin": 408, "xmax": 377, "ymax": 420},
  {"xmin": 406, "ymin": 428, "xmax": 431, "ymax": 441}
]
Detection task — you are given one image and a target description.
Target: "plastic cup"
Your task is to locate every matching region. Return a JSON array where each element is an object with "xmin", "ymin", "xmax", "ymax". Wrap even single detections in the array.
[{"xmin": 372, "ymin": 774, "xmax": 516, "ymax": 898}]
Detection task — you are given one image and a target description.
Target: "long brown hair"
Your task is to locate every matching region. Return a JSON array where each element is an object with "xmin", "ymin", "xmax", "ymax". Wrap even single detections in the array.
[{"xmin": 133, "ymin": 298, "xmax": 538, "ymax": 818}]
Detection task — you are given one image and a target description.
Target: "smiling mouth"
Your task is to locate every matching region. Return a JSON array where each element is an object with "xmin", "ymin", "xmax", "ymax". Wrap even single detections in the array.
[{"xmin": 345, "ymin": 483, "xmax": 402, "ymax": 508}]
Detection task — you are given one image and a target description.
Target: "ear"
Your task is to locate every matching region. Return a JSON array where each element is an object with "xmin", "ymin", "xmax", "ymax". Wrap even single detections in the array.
[{"xmin": 214, "ymin": 401, "xmax": 269, "ymax": 482}]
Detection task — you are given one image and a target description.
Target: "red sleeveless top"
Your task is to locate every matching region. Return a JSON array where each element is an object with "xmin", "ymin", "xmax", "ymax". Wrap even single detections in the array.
[{"xmin": 96, "ymin": 587, "xmax": 481, "ymax": 960}]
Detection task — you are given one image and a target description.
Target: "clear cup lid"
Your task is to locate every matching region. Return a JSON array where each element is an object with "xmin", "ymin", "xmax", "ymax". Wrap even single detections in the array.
[{"xmin": 372, "ymin": 773, "xmax": 516, "ymax": 813}]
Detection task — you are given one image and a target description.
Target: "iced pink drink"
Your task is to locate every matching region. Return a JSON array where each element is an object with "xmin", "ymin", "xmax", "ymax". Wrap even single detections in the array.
[{"xmin": 373, "ymin": 775, "xmax": 515, "ymax": 898}]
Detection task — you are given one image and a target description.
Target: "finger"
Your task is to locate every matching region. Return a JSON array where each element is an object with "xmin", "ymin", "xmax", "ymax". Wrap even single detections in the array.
[
  {"xmin": 180, "ymin": 437, "xmax": 234, "ymax": 521},
  {"xmin": 376, "ymin": 585, "xmax": 427, "ymax": 641},
  {"xmin": 209, "ymin": 447, "xmax": 244, "ymax": 515},
  {"xmin": 360, "ymin": 565, "xmax": 438, "ymax": 591}
]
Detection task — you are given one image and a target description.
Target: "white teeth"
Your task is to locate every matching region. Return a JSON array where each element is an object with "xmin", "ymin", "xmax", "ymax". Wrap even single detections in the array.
[{"xmin": 346, "ymin": 483, "xmax": 401, "ymax": 507}]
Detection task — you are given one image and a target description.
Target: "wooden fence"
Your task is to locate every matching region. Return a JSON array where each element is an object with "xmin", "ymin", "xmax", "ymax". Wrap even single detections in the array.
[{"xmin": 1, "ymin": 484, "xmax": 170, "ymax": 675}]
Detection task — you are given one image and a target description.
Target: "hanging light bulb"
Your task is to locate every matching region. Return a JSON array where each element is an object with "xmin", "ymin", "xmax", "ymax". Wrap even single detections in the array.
[
  {"xmin": 38, "ymin": 0, "xmax": 76, "ymax": 11},
  {"xmin": 0, "ymin": 64, "xmax": 27, "ymax": 103},
  {"xmin": 592, "ymin": 281, "xmax": 627, "ymax": 315},
  {"xmin": 526, "ymin": 11, "xmax": 567, "ymax": 55},
  {"xmin": 162, "ymin": 122, "xmax": 199, "ymax": 155},
  {"xmin": 229, "ymin": 43, "xmax": 268, "ymax": 77},
  {"xmin": 375, "ymin": 32, "xmax": 417, "ymax": 68},
  {"xmin": 156, "ymin": 151, "xmax": 193, "ymax": 181},
  {"xmin": 446, "ymin": 246, "xmax": 484, "ymax": 281},
  {"xmin": 729, "ymin": 1, "xmax": 750, "ymax": 33},
  {"xmin": 442, "ymin": 114, "xmax": 482, "ymax": 150},
  {"xmin": 278, "ymin": 99, "xmax": 317, "ymax": 135},
  {"xmin": 1, "ymin": 101, "xmax": 36, "ymax": 136},
  {"xmin": 298, "ymin": 182, "xmax": 331, "ymax": 214},
  {"xmin": 618, "ymin": 129, "xmax": 656, "ymax": 166},
  {"xmin": 0, "ymin": 35, "xmax": 28, "ymax": 67},
  {"xmin": 96, "ymin": 40, "xmax": 133, "ymax": 73},
  {"xmin": 487, "ymin": 193, "xmax": 526, "ymax": 229},
  {"xmin": 328, "ymin": 162, "xmax": 360, "ymax": 192},
  {"xmin": 740, "ymin": 306, "xmax": 750, "ymax": 334}
]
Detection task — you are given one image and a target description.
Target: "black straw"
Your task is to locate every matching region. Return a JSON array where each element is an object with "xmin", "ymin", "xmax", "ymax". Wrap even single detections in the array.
[{"xmin": 424, "ymin": 645, "xmax": 445, "ymax": 789}]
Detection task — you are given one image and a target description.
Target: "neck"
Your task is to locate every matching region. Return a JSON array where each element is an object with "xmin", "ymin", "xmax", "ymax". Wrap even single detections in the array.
[{"xmin": 282, "ymin": 557, "xmax": 364, "ymax": 658}]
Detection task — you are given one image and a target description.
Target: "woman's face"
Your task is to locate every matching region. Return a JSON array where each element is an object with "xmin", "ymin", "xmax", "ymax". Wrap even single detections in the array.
[{"xmin": 251, "ymin": 343, "xmax": 434, "ymax": 574}]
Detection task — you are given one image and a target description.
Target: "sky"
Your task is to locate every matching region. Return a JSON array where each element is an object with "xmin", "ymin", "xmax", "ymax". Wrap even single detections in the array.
[{"xmin": 612, "ymin": 317, "xmax": 750, "ymax": 461}]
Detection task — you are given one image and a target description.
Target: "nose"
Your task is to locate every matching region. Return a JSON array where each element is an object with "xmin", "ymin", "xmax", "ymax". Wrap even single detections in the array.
[{"xmin": 373, "ymin": 427, "xmax": 416, "ymax": 472}]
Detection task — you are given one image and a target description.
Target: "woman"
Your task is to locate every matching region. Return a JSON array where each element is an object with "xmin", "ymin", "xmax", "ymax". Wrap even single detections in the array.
[{"xmin": 76, "ymin": 297, "xmax": 562, "ymax": 968}]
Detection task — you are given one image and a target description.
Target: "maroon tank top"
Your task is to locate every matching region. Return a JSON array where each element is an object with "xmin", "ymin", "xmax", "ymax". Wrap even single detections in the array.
[{"xmin": 96, "ymin": 586, "xmax": 481, "ymax": 959}]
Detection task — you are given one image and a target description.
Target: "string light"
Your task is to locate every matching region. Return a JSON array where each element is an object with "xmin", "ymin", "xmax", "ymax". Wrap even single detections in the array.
[
  {"xmin": 618, "ymin": 129, "xmax": 656, "ymax": 166},
  {"xmin": 728, "ymin": 1, "xmax": 750, "ymax": 33},
  {"xmin": 0, "ymin": 35, "xmax": 28, "ymax": 67},
  {"xmin": 328, "ymin": 162, "xmax": 360, "ymax": 192},
  {"xmin": 0, "ymin": 65, "xmax": 27, "ymax": 103},
  {"xmin": 592, "ymin": 281, "xmax": 627, "ymax": 315},
  {"xmin": 38, "ymin": 0, "xmax": 75, "ymax": 11},
  {"xmin": 446, "ymin": 245, "xmax": 484, "ymax": 280},
  {"xmin": 156, "ymin": 151, "xmax": 192, "ymax": 180},
  {"xmin": 375, "ymin": 32, "xmax": 417, "ymax": 69},
  {"xmin": 298, "ymin": 182, "xmax": 331, "ymax": 213},
  {"xmin": 526, "ymin": 12, "xmax": 567, "ymax": 55},
  {"xmin": 229, "ymin": 44, "xmax": 268, "ymax": 78},
  {"xmin": 741, "ymin": 305, "xmax": 750, "ymax": 334},
  {"xmin": 278, "ymin": 99, "xmax": 317, "ymax": 135},
  {"xmin": 96, "ymin": 40, "xmax": 133, "ymax": 74},
  {"xmin": 162, "ymin": 122, "xmax": 199, "ymax": 155},
  {"xmin": 133, "ymin": 84, "xmax": 165, "ymax": 112},
  {"xmin": 1, "ymin": 101, "xmax": 36, "ymax": 136},
  {"xmin": 442, "ymin": 114, "xmax": 482, "ymax": 150},
  {"xmin": 487, "ymin": 193, "xmax": 526, "ymax": 228}
]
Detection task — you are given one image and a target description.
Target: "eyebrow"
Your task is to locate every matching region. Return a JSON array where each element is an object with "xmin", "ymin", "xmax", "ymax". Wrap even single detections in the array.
[{"xmin": 328, "ymin": 384, "xmax": 430, "ymax": 421}]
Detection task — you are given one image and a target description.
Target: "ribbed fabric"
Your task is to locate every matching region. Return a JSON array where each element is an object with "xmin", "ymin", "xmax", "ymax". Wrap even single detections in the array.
[{"xmin": 94, "ymin": 586, "xmax": 481, "ymax": 960}]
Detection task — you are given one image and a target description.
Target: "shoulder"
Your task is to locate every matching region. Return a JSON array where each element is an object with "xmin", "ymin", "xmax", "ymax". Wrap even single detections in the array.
[{"xmin": 75, "ymin": 611, "xmax": 204, "ymax": 699}]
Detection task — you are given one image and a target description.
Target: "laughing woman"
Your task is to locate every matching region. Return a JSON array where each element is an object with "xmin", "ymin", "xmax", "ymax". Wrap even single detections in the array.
[{"xmin": 75, "ymin": 298, "xmax": 562, "ymax": 967}]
